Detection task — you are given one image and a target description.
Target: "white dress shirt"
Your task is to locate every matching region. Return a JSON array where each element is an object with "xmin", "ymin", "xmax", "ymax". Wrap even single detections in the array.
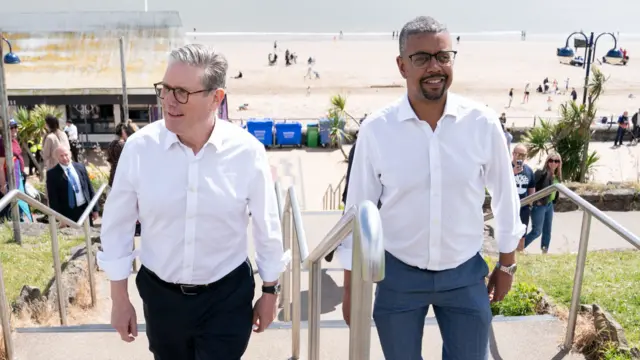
[
  {"xmin": 97, "ymin": 119, "xmax": 289, "ymax": 284},
  {"xmin": 336, "ymin": 93, "xmax": 525, "ymax": 271},
  {"xmin": 64, "ymin": 124, "xmax": 78, "ymax": 141},
  {"xmin": 60, "ymin": 163, "xmax": 86, "ymax": 207}
]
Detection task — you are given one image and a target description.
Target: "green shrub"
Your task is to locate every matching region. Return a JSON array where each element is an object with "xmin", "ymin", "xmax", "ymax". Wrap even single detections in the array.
[{"xmin": 490, "ymin": 282, "xmax": 542, "ymax": 316}]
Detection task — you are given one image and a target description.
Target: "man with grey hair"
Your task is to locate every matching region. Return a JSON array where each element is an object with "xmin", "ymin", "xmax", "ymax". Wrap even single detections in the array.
[
  {"xmin": 336, "ymin": 16, "xmax": 524, "ymax": 359},
  {"xmin": 98, "ymin": 44, "xmax": 289, "ymax": 359}
]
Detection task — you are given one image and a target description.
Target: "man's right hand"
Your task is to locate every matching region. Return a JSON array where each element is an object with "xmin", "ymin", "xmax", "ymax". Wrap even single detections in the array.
[
  {"xmin": 342, "ymin": 270, "xmax": 352, "ymax": 326},
  {"xmin": 111, "ymin": 297, "xmax": 138, "ymax": 342},
  {"xmin": 342, "ymin": 289, "xmax": 351, "ymax": 326}
]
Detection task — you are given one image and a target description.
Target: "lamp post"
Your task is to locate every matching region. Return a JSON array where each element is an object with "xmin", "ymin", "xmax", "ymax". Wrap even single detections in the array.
[{"xmin": 557, "ymin": 31, "xmax": 622, "ymax": 183}]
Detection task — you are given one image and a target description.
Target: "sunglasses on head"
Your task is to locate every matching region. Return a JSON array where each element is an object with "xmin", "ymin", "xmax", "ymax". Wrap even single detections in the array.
[{"xmin": 548, "ymin": 159, "xmax": 560, "ymax": 163}]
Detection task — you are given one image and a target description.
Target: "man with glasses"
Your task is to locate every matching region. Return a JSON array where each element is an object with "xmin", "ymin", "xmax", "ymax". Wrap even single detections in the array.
[
  {"xmin": 336, "ymin": 16, "xmax": 524, "ymax": 359},
  {"xmin": 98, "ymin": 44, "xmax": 289, "ymax": 359},
  {"xmin": 512, "ymin": 144, "xmax": 536, "ymax": 251}
]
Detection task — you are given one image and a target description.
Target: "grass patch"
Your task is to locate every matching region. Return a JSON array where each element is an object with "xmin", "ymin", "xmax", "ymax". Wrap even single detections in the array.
[
  {"xmin": 0, "ymin": 224, "xmax": 85, "ymax": 303},
  {"xmin": 516, "ymin": 250, "xmax": 640, "ymax": 347}
]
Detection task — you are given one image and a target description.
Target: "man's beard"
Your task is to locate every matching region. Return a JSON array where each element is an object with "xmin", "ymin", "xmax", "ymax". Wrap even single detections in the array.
[{"xmin": 419, "ymin": 76, "xmax": 448, "ymax": 101}]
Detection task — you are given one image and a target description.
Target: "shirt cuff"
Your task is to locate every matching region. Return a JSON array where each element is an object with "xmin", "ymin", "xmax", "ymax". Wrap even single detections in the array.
[
  {"xmin": 258, "ymin": 249, "xmax": 292, "ymax": 283},
  {"xmin": 96, "ymin": 251, "xmax": 135, "ymax": 281},
  {"xmin": 496, "ymin": 226, "xmax": 526, "ymax": 254},
  {"xmin": 336, "ymin": 246, "xmax": 353, "ymax": 271}
]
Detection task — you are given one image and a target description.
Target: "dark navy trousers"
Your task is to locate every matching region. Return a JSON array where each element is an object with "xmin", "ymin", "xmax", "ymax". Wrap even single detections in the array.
[{"xmin": 373, "ymin": 252, "xmax": 492, "ymax": 360}]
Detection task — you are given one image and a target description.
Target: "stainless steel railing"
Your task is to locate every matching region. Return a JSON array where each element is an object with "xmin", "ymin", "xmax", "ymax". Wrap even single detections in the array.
[
  {"xmin": 0, "ymin": 183, "xmax": 107, "ymax": 360},
  {"xmin": 484, "ymin": 183, "xmax": 640, "ymax": 350},
  {"xmin": 278, "ymin": 184, "xmax": 310, "ymax": 359},
  {"xmin": 299, "ymin": 200, "xmax": 384, "ymax": 360},
  {"xmin": 322, "ymin": 174, "xmax": 346, "ymax": 210}
]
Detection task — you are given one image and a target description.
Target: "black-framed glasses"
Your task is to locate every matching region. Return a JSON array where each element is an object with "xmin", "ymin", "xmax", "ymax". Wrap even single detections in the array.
[
  {"xmin": 154, "ymin": 82, "xmax": 213, "ymax": 104},
  {"xmin": 408, "ymin": 50, "xmax": 457, "ymax": 68}
]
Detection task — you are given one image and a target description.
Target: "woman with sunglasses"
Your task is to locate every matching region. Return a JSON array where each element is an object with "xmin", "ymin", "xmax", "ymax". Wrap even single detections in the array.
[{"xmin": 523, "ymin": 153, "xmax": 562, "ymax": 253}]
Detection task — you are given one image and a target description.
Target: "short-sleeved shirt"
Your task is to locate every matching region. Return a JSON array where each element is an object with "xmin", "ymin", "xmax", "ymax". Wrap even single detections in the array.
[
  {"xmin": 514, "ymin": 164, "xmax": 535, "ymax": 200},
  {"xmin": 0, "ymin": 136, "xmax": 25, "ymax": 173}
]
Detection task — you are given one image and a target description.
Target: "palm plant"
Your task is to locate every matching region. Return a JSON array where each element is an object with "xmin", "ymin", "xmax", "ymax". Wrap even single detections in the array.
[
  {"xmin": 16, "ymin": 104, "xmax": 63, "ymax": 146},
  {"xmin": 327, "ymin": 107, "xmax": 351, "ymax": 160},
  {"xmin": 522, "ymin": 67, "xmax": 606, "ymax": 182},
  {"xmin": 330, "ymin": 94, "xmax": 360, "ymax": 128}
]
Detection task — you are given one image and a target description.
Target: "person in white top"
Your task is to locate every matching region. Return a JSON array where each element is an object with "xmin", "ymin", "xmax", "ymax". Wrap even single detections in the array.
[
  {"xmin": 98, "ymin": 44, "xmax": 289, "ymax": 359},
  {"xmin": 336, "ymin": 16, "xmax": 525, "ymax": 360}
]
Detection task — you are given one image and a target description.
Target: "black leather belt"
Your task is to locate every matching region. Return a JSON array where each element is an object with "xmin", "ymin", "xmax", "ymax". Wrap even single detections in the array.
[{"xmin": 141, "ymin": 266, "xmax": 214, "ymax": 296}]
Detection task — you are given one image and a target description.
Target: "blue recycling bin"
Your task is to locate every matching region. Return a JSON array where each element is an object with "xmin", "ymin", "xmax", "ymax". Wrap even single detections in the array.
[
  {"xmin": 318, "ymin": 118, "xmax": 345, "ymax": 147},
  {"xmin": 246, "ymin": 118, "xmax": 274, "ymax": 147},
  {"xmin": 318, "ymin": 118, "xmax": 332, "ymax": 147},
  {"xmin": 275, "ymin": 122, "xmax": 302, "ymax": 147}
]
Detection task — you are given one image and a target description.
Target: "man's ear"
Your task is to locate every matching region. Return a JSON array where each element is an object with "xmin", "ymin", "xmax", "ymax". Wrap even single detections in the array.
[
  {"xmin": 213, "ymin": 88, "xmax": 226, "ymax": 104},
  {"xmin": 396, "ymin": 56, "xmax": 407, "ymax": 80}
]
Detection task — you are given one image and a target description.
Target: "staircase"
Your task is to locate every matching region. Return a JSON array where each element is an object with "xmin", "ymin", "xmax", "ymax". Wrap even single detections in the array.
[{"xmin": 11, "ymin": 209, "xmax": 589, "ymax": 359}]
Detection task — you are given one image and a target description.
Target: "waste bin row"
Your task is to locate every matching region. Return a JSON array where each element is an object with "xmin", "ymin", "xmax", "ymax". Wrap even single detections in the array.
[{"xmin": 243, "ymin": 118, "xmax": 338, "ymax": 148}]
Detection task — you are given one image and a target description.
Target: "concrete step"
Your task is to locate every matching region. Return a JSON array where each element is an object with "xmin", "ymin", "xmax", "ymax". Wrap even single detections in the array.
[{"xmin": 13, "ymin": 316, "xmax": 584, "ymax": 359}]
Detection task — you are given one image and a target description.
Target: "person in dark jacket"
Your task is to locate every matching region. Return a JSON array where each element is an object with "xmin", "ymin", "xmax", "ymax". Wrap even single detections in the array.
[{"xmin": 522, "ymin": 153, "xmax": 562, "ymax": 253}]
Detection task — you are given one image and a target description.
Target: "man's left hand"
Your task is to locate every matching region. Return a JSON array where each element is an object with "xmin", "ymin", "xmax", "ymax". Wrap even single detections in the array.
[
  {"xmin": 487, "ymin": 269, "xmax": 513, "ymax": 303},
  {"xmin": 252, "ymin": 293, "xmax": 277, "ymax": 333},
  {"xmin": 91, "ymin": 212, "xmax": 99, "ymax": 221}
]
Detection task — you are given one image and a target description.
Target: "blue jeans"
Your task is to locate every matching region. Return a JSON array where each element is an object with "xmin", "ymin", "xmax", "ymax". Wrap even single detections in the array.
[
  {"xmin": 524, "ymin": 203, "xmax": 554, "ymax": 249},
  {"xmin": 373, "ymin": 252, "xmax": 492, "ymax": 360}
]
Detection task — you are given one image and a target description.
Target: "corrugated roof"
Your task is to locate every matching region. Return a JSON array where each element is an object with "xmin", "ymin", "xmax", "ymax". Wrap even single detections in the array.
[{"xmin": 0, "ymin": 11, "xmax": 183, "ymax": 33}]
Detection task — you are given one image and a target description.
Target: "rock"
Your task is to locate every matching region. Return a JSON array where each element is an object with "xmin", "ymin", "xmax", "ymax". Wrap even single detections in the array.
[
  {"xmin": 13, "ymin": 285, "xmax": 42, "ymax": 312},
  {"xmin": 44, "ymin": 243, "xmax": 100, "ymax": 311},
  {"xmin": 592, "ymin": 304, "xmax": 630, "ymax": 351},
  {"xmin": 579, "ymin": 304, "xmax": 593, "ymax": 314},
  {"xmin": 630, "ymin": 347, "xmax": 640, "ymax": 359},
  {"xmin": 3, "ymin": 221, "xmax": 100, "ymax": 239},
  {"xmin": 484, "ymin": 187, "xmax": 640, "ymax": 213}
]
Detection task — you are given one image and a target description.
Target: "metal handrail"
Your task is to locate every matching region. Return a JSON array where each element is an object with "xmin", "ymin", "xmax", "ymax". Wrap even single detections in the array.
[
  {"xmin": 279, "ymin": 185, "xmax": 310, "ymax": 359},
  {"xmin": 484, "ymin": 183, "xmax": 640, "ymax": 350},
  {"xmin": 322, "ymin": 174, "xmax": 346, "ymax": 210},
  {"xmin": 302, "ymin": 200, "xmax": 384, "ymax": 360},
  {"xmin": 0, "ymin": 183, "xmax": 107, "ymax": 360}
]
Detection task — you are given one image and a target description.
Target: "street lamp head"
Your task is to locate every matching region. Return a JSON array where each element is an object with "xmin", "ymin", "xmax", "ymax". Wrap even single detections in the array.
[
  {"xmin": 557, "ymin": 47, "xmax": 575, "ymax": 64},
  {"xmin": 2, "ymin": 37, "xmax": 20, "ymax": 64},
  {"xmin": 604, "ymin": 48, "xmax": 624, "ymax": 65}
]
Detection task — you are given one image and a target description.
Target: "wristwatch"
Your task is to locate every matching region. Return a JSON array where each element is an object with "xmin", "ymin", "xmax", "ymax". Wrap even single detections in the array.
[
  {"xmin": 262, "ymin": 283, "xmax": 281, "ymax": 295},
  {"xmin": 495, "ymin": 262, "xmax": 518, "ymax": 276}
]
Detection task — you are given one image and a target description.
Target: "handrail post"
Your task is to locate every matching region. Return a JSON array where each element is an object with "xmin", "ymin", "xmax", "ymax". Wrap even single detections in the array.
[
  {"xmin": 281, "ymin": 202, "xmax": 292, "ymax": 322},
  {"xmin": 563, "ymin": 211, "xmax": 592, "ymax": 350},
  {"xmin": 291, "ymin": 215, "xmax": 301, "ymax": 360},
  {"xmin": 308, "ymin": 261, "xmax": 322, "ymax": 360},
  {"xmin": 83, "ymin": 218, "xmax": 97, "ymax": 307},
  {"xmin": 348, "ymin": 211, "xmax": 374, "ymax": 360},
  {"xmin": 49, "ymin": 218, "xmax": 67, "ymax": 325},
  {"xmin": 0, "ymin": 261, "xmax": 15, "ymax": 360}
]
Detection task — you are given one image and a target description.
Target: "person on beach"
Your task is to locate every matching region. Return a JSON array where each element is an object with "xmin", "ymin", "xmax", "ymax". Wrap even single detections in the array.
[
  {"xmin": 336, "ymin": 16, "xmax": 524, "ymax": 360},
  {"xmin": 99, "ymin": 44, "xmax": 288, "ymax": 359},
  {"xmin": 522, "ymin": 83, "xmax": 530, "ymax": 103},
  {"xmin": 523, "ymin": 153, "xmax": 562, "ymax": 254},
  {"xmin": 507, "ymin": 88, "xmax": 513, "ymax": 108}
]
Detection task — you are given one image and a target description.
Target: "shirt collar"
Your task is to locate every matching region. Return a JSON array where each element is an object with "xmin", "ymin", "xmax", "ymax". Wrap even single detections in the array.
[
  {"xmin": 397, "ymin": 92, "xmax": 459, "ymax": 122},
  {"xmin": 162, "ymin": 118, "xmax": 225, "ymax": 151}
]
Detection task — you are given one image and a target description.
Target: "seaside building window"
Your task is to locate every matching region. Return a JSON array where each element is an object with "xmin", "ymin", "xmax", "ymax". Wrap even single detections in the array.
[
  {"xmin": 67, "ymin": 104, "xmax": 116, "ymax": 135},
  {"xmin": 127, "ymin": 105, "xmax": 151, "ymax": 129}
]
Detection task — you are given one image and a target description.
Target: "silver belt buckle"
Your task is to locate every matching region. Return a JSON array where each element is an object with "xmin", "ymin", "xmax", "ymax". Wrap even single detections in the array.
[{"xmin": 180, "ymin": 285, "xmax": 198, "ymax": 296}]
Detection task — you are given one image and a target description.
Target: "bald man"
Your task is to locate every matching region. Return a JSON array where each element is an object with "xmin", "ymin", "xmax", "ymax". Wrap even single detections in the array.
[
  {"xmin": 46, "ymin": 146, "xmax": 99, "ymax": 224},
  {"xmin": 511, "ymin": 144, "xmax": 536, "ymax": 250}
]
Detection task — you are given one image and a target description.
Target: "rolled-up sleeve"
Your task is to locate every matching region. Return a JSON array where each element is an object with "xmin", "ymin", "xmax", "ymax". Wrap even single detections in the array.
[
  {"xmin": 484, "ymin": 116, "xmax": 527, "ymax": 253},
  {"xmin": 248, "ymin": 144, "xmax": 290, "ymax": 282},
  {"xmin": 97, "ymin": 141, "xmax": 139, "ymax": 281},
  {"xmin": 335, "ymin": 124, "xmax": 383, "ymax": 271}
]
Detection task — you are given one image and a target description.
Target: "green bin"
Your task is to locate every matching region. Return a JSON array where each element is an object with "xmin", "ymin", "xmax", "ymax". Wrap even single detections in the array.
[{"xmin": 307, "ymin": 123, "xmax": 319, "ymax": 148}]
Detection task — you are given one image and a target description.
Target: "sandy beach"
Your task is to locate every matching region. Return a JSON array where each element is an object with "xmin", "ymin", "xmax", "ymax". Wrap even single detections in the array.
[{"xmin": 190, "ymin": 37, "xmax": 640, "ymax": 127}]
